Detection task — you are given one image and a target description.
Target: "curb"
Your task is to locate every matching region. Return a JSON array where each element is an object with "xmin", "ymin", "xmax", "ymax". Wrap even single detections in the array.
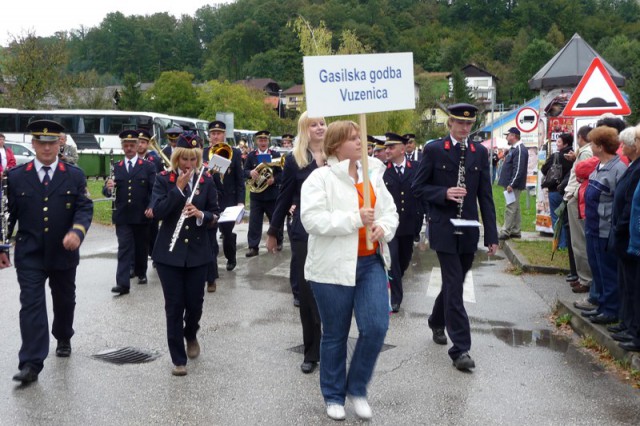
[
  {"xmin": 502, "ymin": 239, "xmax": 570, "ymax": 275},
  {"xmin": 556, "ymin": 300, "xmax": 640, "ymax": 371}
]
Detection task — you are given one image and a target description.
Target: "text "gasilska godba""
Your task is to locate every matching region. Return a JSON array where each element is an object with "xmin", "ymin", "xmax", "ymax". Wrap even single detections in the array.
[{"xmin": 319, "ymin": 66, "xmax": 403, "ymax": 84}]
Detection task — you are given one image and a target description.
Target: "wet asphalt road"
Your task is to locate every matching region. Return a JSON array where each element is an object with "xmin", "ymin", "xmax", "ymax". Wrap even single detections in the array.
[{"xmin": 0, "ymin": 223, "xmax": 639, "ymax": 425}]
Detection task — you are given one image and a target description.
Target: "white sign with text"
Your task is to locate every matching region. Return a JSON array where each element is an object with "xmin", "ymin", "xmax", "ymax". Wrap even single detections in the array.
[{"xmin": 303, "ymin": 52, "xmax": 415, "ymax": 117}]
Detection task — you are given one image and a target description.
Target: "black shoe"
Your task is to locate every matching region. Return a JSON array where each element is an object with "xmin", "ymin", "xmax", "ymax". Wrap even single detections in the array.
[
  {"xmin": 580, "ymin": 309, "xmax": 600, "ymax": 318},
  {"xmin": 245, "ymin": 248, "xmax": 259, "ymax": 258},
  {"xmin": 226, "ymin": 260, "xmax": 237, "ymax": 271},
  {"xmin": 431, "ymin": 327, "xmax": 447, "ymax": 345},
  {"xmin": 391, "ymin": 303, "xmax": 400, "ymax": 313},
  {"xmin": 277, "ymin": 244, "xmax": 283, "ymax": 251},
  {"xmin": 498, "ymin": 233, "xmax": 510, "ymax": 241},
  {"xmin": 300, "ymin": 361, "xmax": 318, "ymax": 374},
  {"xmin": 414, "ymin": 235, "xmax": 420, "ymax": 243},
  {"xmin": 138, "ymin": 276, "xmax": 148, "ymax": 284},
  {"xmin": 453, "ymin": 352, "xmax": 475, "ymax": 370},
  {"xmin": 611, "ymin": 331, "xmax": 633, "ymax": 342},
  {"xmin": 589, "ymin": 314, "xmax": 618, "ymax": 325},
  {"xmin": 12, "ymin": 366, "xmax": 39, "ymax": 384},
  {"xmin": 293, "ymin": 297, "xmax": 300, "ymax": 308},
  {"xmin": 111, "ymin": 285, "xmax": 130, "ymax": 295},
  {"xmin": 619, "ymin": 341, "xmax": 640, "ymax": 352},
  {"xmin": 129, "ymin": 270, "xmax": 135, "ymax": 278},
  {"xmin": 56, "ymin": 339, "xmax": 71, "ymax": 357},
  {"xmin": 566, "ymin": 274, "xmax": 579, "ymax": 282},
  {"xmin": 607, "ymin": 323, "xmax": 626, "ymax": 333}
]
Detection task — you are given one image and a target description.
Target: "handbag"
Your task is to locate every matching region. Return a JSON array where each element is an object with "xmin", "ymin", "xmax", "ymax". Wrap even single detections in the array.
[{"xmin": 541, "ymin": 153, "xmax": 562, "ymax": 189}]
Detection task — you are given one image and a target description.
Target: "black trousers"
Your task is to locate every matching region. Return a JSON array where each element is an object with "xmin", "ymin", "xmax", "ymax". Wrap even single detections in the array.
[
  {"xmin": 287, "ymin": 218, "xmax": 299, "ymax": 299},
  {"xmin": 619, "ymin": 259, "xmax": 638, "ymax": 331},
  {"xmin": 148, "ymin": 218, "xmax": 160, "ymax": 256},
  {"xmin": 291, "ymin": 240, "xmax": 321, "ymax": 363},
  {"xmin": 247, "ymin": 198, "xmax": 282, "ymax": 249},
  {"xmin": 388, "ymin": 234, "xmax": 414, "ymax": 306},
  {"xmin": 116, "ymin": 223, "xmax": 149, "ymax": 287},
  {"xmin": 629, "ymin": 262, "xmax": 640, "ymax": 344},
  {"xmin": 429, "ymin": 251, "xmax": 474, "ymax": 361},
  {"xmin": 156, "ymin": 263, "xmax": 207, "ymax": 366},
  {"xmin": 219, "ymin": 221, "xmax": 237, "ymax": 263},
  {"xmin": 17, "ymin": 267, "xmax": 76, "ymax": 372}
]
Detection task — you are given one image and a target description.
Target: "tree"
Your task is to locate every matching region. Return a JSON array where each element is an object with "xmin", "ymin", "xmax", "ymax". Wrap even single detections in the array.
[
  {"xmin": 118, "ymin": 73, "xmax": 147, "ymax": 111},
  {"xmin": 450, "ymin": 68, "xmax": 473, "ymax": 104},
  {"xmin": 1, "ymin": 32, "xmax": 69, "ymax": 108},
  {"xmin": 145, "ymin": 71, "xmax": 200, "ymax": 117}
]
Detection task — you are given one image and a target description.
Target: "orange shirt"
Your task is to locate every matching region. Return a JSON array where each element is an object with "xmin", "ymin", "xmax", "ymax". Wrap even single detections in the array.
[{"xmin": 356, "ymin": 181, "xmax": 378, "ymax": 256}]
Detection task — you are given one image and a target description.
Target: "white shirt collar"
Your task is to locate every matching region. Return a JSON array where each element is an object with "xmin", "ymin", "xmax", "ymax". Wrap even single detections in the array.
[
  {"xmin": 34, "ymin": 157, "xmax": 58, "ymax": 172},
  {"xmin": 393, "ymin": 158, "xmax": 407, "ymax": 168}
]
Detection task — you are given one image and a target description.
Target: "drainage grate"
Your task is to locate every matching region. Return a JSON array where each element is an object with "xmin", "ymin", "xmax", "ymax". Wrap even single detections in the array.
[
  {"xmin": 92, "ymin": 347, "xmax": 161, "ymax": 364},
  {"xmin": 289, "ymin": 337, "xmax": 395, "ymax": 356}
]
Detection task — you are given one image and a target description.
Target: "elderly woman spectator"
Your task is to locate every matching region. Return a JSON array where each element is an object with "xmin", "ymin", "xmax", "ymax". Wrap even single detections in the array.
[
  {"xmin": 611, "ymin": 125, "xmax": 640, "ymax": 351},
  {"xmin": 301, "ymin": 120, "xmax": 398, "ymax": 420},
  {"xmin": 581, "ymin": 126, "xmax": 627, "ymax": 325}
]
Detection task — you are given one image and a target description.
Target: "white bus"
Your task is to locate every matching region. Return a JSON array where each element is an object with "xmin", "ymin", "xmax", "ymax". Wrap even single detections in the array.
[{"xmin": 0, "ymin": 108, "xmax": 210, "ymax": 152}]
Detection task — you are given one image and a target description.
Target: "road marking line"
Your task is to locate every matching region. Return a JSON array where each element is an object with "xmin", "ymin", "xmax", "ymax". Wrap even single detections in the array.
[{"xmin": 427, "ymin": 267, "xmax": 476, "ymax": 303}]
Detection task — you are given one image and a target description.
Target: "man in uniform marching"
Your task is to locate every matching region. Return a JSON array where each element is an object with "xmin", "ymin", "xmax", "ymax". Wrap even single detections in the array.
[
  {"xmin": 1, "ymin": 119, "xmax": 93, "ymax": 384},
  {"xmin": 204, "ymin": 121, "xmax": 245, "ymax": 274},
  {"xmin": 104, "ymin": 130, "xmax": 157, "ymax": 295},
  {"xmin": 412, "ymin": 103, "xmax": 498, "ymax": 371},
  {"xmin": 244, "ymin": 130, "xmax": 282, "ymax": 257},
  {"xmin": 383, "ymin": 132, "xmax": 418, "ymax": 313},
  {"xmin": 162, "ymin": 126, "xmax": 183, "ymax": 160}
]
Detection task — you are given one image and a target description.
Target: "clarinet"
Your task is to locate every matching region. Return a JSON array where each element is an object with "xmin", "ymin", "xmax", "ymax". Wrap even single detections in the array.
[
  {"xmin": 1, "ymin": 170, "xmax": 10, "ymax": 249},
  {"xmin": 453, "ymin": 137, "xmax": 467, "ymax": 235},
  {"xmin": 169, "ymin": 167, "xmax": 206, "ymax": 252}
]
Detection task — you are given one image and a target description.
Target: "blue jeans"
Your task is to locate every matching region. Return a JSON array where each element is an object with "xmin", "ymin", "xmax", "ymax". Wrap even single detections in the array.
[
  {"xmin": 585, "ymin": 235, "xmax": 618, "ymax": 317},
  {"xmin": 549, "ymin": 191, "xmax": 567, "ymax": 249},
  {"xmin": 310, "ymin": 255, "xmax": 390, "ymax": 405}
]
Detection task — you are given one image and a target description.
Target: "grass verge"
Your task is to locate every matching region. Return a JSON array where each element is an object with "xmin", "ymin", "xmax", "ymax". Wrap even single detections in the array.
[
  {"xmin": 87, "ymin": 179, "xmax": 113, "ymax": 226},
  {"xmin": 510, "ymin": 239, "xmax": 569, "ymax": 270}
]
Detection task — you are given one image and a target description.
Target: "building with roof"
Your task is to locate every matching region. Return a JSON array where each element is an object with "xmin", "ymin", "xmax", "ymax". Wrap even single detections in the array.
[{"xmin": 447, "ymin": 64, "xmax": 498, "ymax": 102}]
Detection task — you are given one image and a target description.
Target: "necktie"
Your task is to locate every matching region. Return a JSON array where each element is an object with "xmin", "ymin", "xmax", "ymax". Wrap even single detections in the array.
[
  {"xmin": 127, "ymin": 160, "xmax": 133, "ymax": 173},
  {"xmin": 396, "ymin": 166, "xmax": 403, "ymax": 175},
  {"xmin": 42, "ymin": 166, "xmax": 51, "ymax": 188}
]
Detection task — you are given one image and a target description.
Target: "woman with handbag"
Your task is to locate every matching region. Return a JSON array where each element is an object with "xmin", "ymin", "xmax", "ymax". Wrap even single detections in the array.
[{"xmin": 541, "ymin": 133, "xmax": 574, "ymax": 249}]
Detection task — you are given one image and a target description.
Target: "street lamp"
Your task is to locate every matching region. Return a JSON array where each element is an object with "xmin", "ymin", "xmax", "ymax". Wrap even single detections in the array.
[{"xmin": 278, "ymin": 89, "xmax": 283, "ymax": 118}]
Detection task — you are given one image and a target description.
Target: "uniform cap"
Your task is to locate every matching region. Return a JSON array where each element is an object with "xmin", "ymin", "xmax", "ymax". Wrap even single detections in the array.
[
  {"xmin": 176, "ymin": 131, "xmax": 202, "ymax": 149},
  {"xmin": 119, "ymin": 130, "xmax": 138, "ymax": 143},
  {"xmin": 255, "ymin": 130, "xmax": 270, "ymax": 139},
  {"xmin": 27, "ymin": 119, "xmax": 65, "ymax": 142},
  {"xmin": 384, "ymin": 132, "xmax": 408, "ymax": 146},
  {"xmin": 137, "ymin": 129, "xmax": 151, "ymax": 141},
  {"xmin": 208, "ymin": 121, "xmax": 226, "ymax": 132},
  {"xmin": 447, "ymin": 103, "xmax": 478, "ymax": 122}
]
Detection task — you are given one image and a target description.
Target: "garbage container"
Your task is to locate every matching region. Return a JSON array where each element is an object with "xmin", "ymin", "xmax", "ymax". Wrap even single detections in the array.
[{"xmin": 77, "ymin": 150, "xmax": 103, "ymax": 178}]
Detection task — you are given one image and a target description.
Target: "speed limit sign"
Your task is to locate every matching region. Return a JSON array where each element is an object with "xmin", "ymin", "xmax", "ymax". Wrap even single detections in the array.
[{"xmin": 515, "ymin": 107, "xmax": 539, "ymax": 133}]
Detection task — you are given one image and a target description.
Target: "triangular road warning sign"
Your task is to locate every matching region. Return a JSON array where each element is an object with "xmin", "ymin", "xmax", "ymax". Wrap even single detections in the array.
[{"xmin": 563, "ymin": 57, "xmax": 630, "ymax": 116}]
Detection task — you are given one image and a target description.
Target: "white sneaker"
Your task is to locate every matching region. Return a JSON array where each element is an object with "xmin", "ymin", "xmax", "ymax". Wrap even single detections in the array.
[
  {"xmin": 326, "ymin": 404, "xmax": 346, "ymax": 421},
  {"xmin": 350, "ymin": 396, "xmax": 372, "ymax": 419}
]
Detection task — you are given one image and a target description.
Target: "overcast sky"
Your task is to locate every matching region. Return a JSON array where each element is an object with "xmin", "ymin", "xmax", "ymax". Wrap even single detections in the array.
[{"xmin": 2, "ymin": 0, "xmax": 233, "ymax": 47}]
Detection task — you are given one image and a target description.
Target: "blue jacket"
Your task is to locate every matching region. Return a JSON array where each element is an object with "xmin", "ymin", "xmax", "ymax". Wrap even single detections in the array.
[
  {"xmin": 498, "ymin": 142, "xmax": 528, "ymax": 190},
  {"xmin": 102, "ymin": 157, "xmax": 156, "ymax": 225},
  {"xmin": 8, "ymin": 160, "xmax": 93, "ymax": 270},
  {"xmin": 412, "ymin": 136, "xmax": 498, "ymax": 254},
  {"xmin": 384, "ymin": 160, "xmax": 418, "ymax": 237},
  {"xmin": 151, "ymin": 170, "xmax": 220, "ymax": 267},
  {"xmin": 584, "ymin": 156, "xmax": 627, "ymax": 239}
]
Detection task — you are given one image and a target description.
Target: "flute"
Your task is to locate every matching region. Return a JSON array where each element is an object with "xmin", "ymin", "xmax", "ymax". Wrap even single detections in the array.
[{"xmin": 169, "ymin": 167, "xmax": 206, "ymax": 252}]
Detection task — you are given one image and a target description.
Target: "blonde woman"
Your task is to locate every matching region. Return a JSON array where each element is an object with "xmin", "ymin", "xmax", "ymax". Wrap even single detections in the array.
[
  {"xmin": 301, "ymin": 120, "xmax": 398, "ymax": 420},
  {"xmin": 151, "ymin": 133, "xmax": 220, "ymax": 376},
  {"xmin": 267, "ymin": 111, "xmax": 326, "ymax": 374}
]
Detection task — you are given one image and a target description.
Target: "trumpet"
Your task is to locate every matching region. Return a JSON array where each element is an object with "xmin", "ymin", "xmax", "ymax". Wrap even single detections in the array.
[
  {"xmin": 150, "ymin": 135, "xmax": 171, "ymax": 170},
  {"xmin": 207, "ymin": 142, "xmax": 233, "ymax": 180},
  {"xmin": 247, "ymin": 156, "xmax": 285, "ymax": 193},
  {"xmin": 1, "ymin": 170, "xmax": 10, "ymax": 250},
  {"xmin": 169, "ymin": 167, "xmax": 206, "ymax": 252}
]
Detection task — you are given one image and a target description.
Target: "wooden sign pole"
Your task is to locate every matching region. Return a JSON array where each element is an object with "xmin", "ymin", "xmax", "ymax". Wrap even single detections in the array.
[{"xmin": 359, "ymin": 113, "xmax": 373, "ymax": 250}]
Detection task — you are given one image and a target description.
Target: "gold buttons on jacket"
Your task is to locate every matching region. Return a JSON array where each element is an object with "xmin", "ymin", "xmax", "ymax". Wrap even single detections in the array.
[{"xmin": 184, "ymin": 239, "xmax": 189, "ymax": 244}]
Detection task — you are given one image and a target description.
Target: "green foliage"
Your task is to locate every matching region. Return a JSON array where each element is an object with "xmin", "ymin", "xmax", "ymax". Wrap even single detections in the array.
[
  {"xmin": 555, "ymin": 313, "xmax": 572, "ymax": 327},
  {"xmin": 118, "ymin": 73, "xmax": 147, "ymax": 111},
  {"xmin": 197, "ymin": 80, "xmax": 282, "ymax": 131},
  {"xmin": 145, "ymin": 71, "xmax": 200, "ymax": 117},
  {"xmin": 1, "ymin": 33, "xmax": 69, "ymax": 108}
]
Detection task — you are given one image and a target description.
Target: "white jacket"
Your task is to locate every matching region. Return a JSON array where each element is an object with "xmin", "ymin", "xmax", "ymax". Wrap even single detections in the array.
[{"xmin": 301, "ymin": 156, "xmax": 399, "ymax": 286}]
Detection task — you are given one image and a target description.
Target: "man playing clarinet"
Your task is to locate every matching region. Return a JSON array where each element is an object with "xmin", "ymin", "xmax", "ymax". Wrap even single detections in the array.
[{"xmin": 412, "ymin": 103, "xmax": 498, "ymax": 371}]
